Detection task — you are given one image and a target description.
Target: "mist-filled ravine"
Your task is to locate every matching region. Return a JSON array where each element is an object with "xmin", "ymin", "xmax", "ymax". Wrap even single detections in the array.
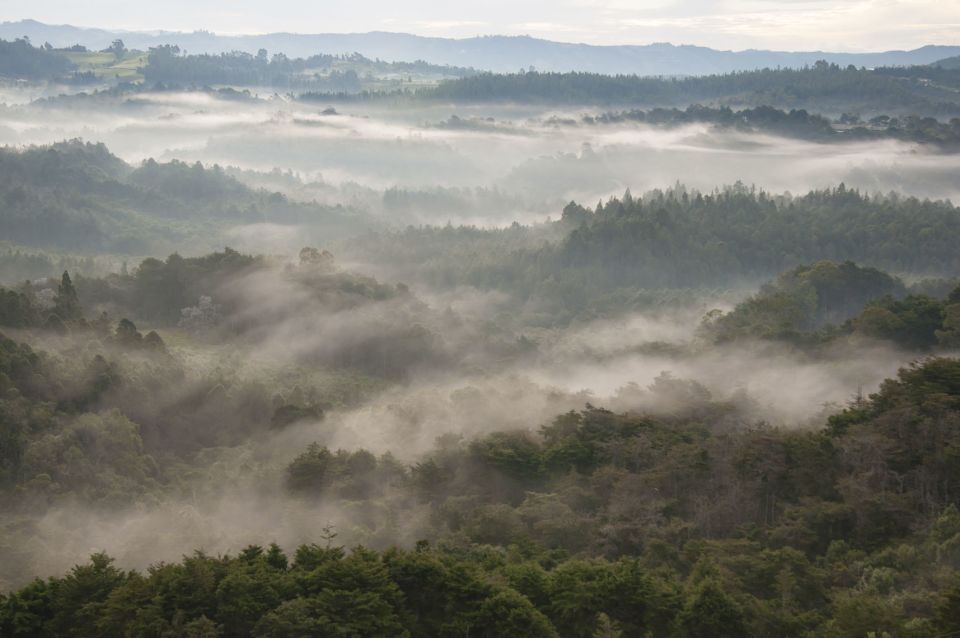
[{"xmin": 3, "ymin": 15, "xmax": 960, "ymax": 638}]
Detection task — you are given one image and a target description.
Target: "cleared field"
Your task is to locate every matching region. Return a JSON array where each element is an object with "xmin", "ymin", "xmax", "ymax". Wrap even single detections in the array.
[{"xmin": 63, "ymin": 50, "xmax": 147, "ymax": 81}]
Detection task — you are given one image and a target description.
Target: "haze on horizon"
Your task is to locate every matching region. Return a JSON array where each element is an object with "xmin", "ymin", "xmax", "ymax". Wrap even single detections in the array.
[{"xmin": 2, "ymin": 0, "xmax": 959, "ymax": 52}]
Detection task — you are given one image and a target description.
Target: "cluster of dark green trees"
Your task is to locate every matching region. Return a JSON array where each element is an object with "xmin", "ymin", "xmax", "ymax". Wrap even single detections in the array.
[
  {"xmin": 702, "ymin": 261, "xmax": 960, "ymax": 349},
  {"xmin": 571, "ymin": 105, "xmax": 960, "ymax": 147},
  {"xmin": 0, "ymin": 38, "xmax": 72, "ymax": 80},
  {"xmin": 141, "ymin": 46, "xmax": 475, "ymax": 90},
  {"xmin": 426, "ymin": 62, "xmax": 960, "ymax": 113},
  {"xmin": 572, "ymin": 185, "xmax": 956, "ymax": 278},
  {"xmin": 0, "ymin": 544, "xmax": 679, "ymax": 637}
]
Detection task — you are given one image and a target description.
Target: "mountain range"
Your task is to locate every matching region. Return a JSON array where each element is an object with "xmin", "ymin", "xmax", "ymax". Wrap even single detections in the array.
[{"xmin": 3, "ymin": 19, "xmax": 959, "ymax": 76}]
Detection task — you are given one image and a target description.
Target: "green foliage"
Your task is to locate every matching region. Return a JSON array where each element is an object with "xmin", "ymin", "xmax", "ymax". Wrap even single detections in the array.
[
  {"xmin": 0, "ymin": 288, "xmax": 41, "ymax": 328},
  {"xmin": 474, "ymin": 589, "xmax": 558, "ymax": 637},
  {"xmin": 0, "ymin": 38, "xmax": 73, "ymax": 80},
  {"xmin": 20, "ymin": 409, "xmax": 157, "ymax": 503},
  {"xmin": 938, "ymin": 573, "xmax": 960, "ymax": 633},
  {"xmin": 54, "ymin": 271, "xmax": 83, "ymax": 323},
  {"xmin": 702, "ymin": 260, "xmax": 960, "ymax": 350},
  {"xmin": 427, "ymin": 64, "xmax": 960, "ymax": 113},
  {"xmin": 48, "ymin": 552, "xmax": 127, "ymax": 637},
  {"xmin": 854, "ymin": 294, "xmax": 946, "ymax": 349},
  {"xmin": 703, "ymin": 261, "xmax": 905, "ymax": 341},
  {"xmin": 679, "ymin": 578, "xmax": 747, "ymax": 638},
  {"xmin": 346, "ymin": 185, "xmax": 960, "ymax": 325},
  {"xmin": 287, "ymin": 444, "xmax": 402, "ymax": 499},
  {"xmin": 822, "ymin": 594, "xmax": 905, "ymax": 638}
]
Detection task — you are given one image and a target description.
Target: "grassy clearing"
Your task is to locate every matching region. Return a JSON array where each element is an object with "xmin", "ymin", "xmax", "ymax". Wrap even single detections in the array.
[{"xmin": 63, "ymin": 50, "xmax": 147, "ymax": 81}]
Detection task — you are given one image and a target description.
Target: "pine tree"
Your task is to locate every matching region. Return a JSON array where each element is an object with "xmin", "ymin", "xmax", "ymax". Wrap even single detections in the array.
[{"xmin": 54, "ymin": 271, "xmax": 82, "ymax": 322}]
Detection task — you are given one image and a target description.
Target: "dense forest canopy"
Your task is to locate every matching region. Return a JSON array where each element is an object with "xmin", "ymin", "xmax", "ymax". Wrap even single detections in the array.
[
  {"xmin": 425, "ymin": 63, "xmax": 960, "ymax": 114},
  {"xmin": 1, "ymin": 290, "xmax": 960, "ymax": 635}
]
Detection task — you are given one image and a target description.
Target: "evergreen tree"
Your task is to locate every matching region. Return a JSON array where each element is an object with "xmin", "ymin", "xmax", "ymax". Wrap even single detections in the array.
[
  {"xmin": 680, "ymin": 579, "xmax": 746, "ymax": 638},
  {"xmin": 54, "ymin": 271, "xmax": 82, "ymax": 323}
]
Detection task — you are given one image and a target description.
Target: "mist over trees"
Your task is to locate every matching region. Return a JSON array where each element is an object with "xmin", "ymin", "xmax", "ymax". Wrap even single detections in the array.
[
  {"xmin": 3, "ymin": 14, "xmax": 960, "ymax": 637},
  {"xmin": 0, "ymin": 141, "xmax": 368, "ymax": 253}
]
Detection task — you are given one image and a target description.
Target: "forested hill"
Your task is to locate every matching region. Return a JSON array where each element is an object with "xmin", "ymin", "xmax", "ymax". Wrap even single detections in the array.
[
  {"xmin": 934, "ymin": 55, "xmax": 960, "ymax": 70},
  {"xmin": 6, "ymin": 142, "xmax": 960, "ymax": 314},
  {"xmin": 425, "ymin": 63, "xmax": 960, "ymax": 114},
  {"xmin": 343, "ymin": 185, "xmax": 960, "ymax": 295},
  {"xmin": 140, "ymin": 46, "xmax": 477, "ymax": 90},
  {"xmin": 0, "ymin": 141, "xmax": 368, "ymax": 254}
]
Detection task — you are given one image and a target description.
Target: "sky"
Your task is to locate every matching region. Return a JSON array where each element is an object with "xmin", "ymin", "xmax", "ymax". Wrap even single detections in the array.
[{"xmin": 2, "ymin": 0, "xmax": 958, "ymax": 51}]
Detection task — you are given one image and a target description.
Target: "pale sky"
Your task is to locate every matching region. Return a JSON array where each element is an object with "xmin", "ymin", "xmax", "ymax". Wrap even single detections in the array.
[{"xmin": 2, "ymin": 0, "xmax": 958, "ymax": 51}]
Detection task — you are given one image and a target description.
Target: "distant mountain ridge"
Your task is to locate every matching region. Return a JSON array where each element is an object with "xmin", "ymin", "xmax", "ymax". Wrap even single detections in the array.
[{"xmin": 3, "ymin": 19, "xmax": 960, "ymax": 76}]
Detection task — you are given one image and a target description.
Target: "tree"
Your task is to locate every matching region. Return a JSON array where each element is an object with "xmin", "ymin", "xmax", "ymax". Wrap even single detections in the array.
[
  {"xmin": 0, "ymin": 288, "xmax": 40, "ymax": 328},
  {"xmin": 936, "ymin": 303, "xmax": 960, "ymax": 347},
  {"xmin": 679, "ymin": 579, "xmax": 746, "ymax": 638},
  {"xmin": 853, "ymin": 295, "xmax": 945, "ymax": 349},
  {"xmin": 824, "ymin": 594, "xmax": 904, "ymax": 638},
  {"xmin": 49, "ymin": 553, "xmax": 127, "ymax": 637},
  {"xmin": 106, "ymin": 39, "xmax": 127, "ymax": 59},
  {"xmin": 0, "ymin": 579, "xmax": 54, "ymax": 636},
  {"xmin": 114, "ymin": 318, "xmax": 143, "ymax": 347},
  {"xmin": 254, "ymin": 590, "xmax": 408, "ymax": 637},
  {"xmin": 214, "ymin": 564, "xmax": 282, "ymax": 636},
  {"xmin": 592, "ymin": 613, "xmax": 623, "ymax": 638},
  {"xmin": 142, "ymin": 330, "xmax": 167, "ymax": 352},
  {"xmin": 473, "ymin": 590, "xmax": 558, "ymax": 637},
  {"xmin": 938, "ymin": 574, "xmax": 960, "ymax": 634},
  {"xmin": 54, "ymin": 271, "xmax": 82, "ymax": 323}
]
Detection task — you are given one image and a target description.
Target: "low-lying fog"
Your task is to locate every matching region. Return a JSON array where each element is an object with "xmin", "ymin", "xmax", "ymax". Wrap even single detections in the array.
[
  {"xmin": 1, "ymin": 89, "xmax": 958, "ymax": 233},
  {"xmin": 5, "ymin": 270, "xmax": 942, "ymax": 586},
  {"xmin": 2, "ymin": 85, "xmax": 958, "ymax": 588}
]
